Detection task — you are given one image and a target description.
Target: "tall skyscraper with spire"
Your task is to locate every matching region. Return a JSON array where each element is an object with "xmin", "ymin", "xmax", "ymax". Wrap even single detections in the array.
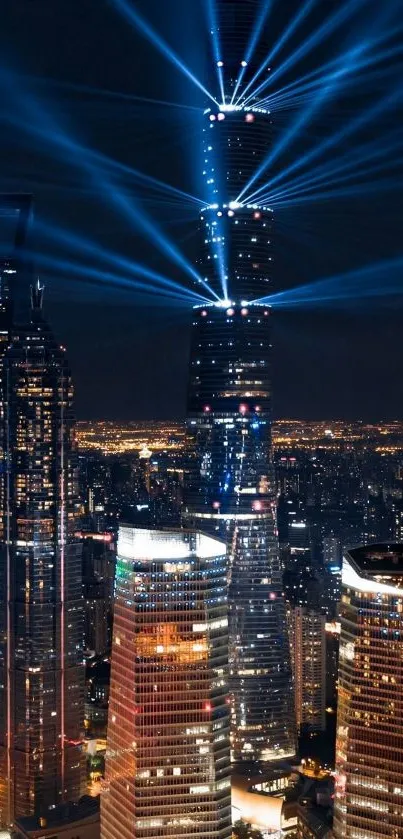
[
  {"xmin": 0, "ymin": 199, "xmax": 84, "ymax": 825},
  {"xmin": 183, "ymin": 1, "xmax": 295, "ymax": 762}
]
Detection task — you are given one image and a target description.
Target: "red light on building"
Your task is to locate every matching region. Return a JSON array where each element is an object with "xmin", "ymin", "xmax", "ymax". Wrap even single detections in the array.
[
  {"xmin": 269, "ymin": 593, "xmax": 277, "ymax": 600},
  {"xmin": 254, "ymin": 406, "xmax": 261, "ymax": 413},
  {"xmin": 239, "ymin": 404, "xmax": 248, "ymax": 415},
  {"xmin": 245, "ymin": 113, "xmax": 255, "ymax": 123},
  {"xmin": 201, "ymin": 310, "xmax": 208, "ymax": 317},
  {"xmin": 241, "ymin": 308, "xmax": 248, "ymax": 316},
  {"xmin": 74, "ymin": 531, "xmax": 112, "ymax": 543},
  {"xmin": 264, "ymin": 310, "xmax": 269, "ymax": 316},
  {"xmin": 252, "ymin": 500, "xmax": 263, "ymax": 512},
  {"xmin": 253, "ymin": 211, "xmax": 261, "ymax": 219},
  {"xmin": 204, "ymin": 702, "xmax": 212, "ymax": 712},
  {"xmin": 203, "ymin": 405, "xmax": 211, "ymax": 413},
  {"xmin": 212, "ymin": 501, "xmax": 221, "ymax": 510}
]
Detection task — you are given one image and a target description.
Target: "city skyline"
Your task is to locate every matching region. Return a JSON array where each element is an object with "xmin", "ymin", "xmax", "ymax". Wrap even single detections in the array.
[
  {"xmin": 0, "ymin": 1, "xmax": 402, "ymax": 837},
  {"xmin": 0, "ymin": 0, "xmax": 402, "ymax": 420}
]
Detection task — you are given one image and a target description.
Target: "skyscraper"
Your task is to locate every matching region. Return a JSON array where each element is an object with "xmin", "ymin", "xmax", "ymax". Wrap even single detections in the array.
[
  {"xmin": 0, "ymin": 194, "xmax": 34, "ymax": 545},
  {"xmin": 101, "ymin": 526, "xmax": 231, "ymax": 839},
  {"xmin": 0, "ymin": 280, "xmax": 84, "ymax": 825},
  {"xmin": 183, "ymin": 1, "xmax": 295, "ymax": 762},
  {"xmin": 288, "ymin": 607, "xmax": 326, "ymax": 734},
  {"xmin": 334, "ymin": 544, "xmax": 403, "ymax": 839}
]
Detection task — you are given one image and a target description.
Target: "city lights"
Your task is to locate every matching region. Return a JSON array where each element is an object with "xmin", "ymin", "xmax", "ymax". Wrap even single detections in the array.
[{"xmin": 1, "ymin": 0, "xmax": 402, "ymax": 833}]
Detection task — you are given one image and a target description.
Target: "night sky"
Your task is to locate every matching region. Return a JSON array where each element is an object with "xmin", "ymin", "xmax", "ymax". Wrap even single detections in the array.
[{"xmin": 0, "ymin": 0, "xmax": 402, "ymax": 420}]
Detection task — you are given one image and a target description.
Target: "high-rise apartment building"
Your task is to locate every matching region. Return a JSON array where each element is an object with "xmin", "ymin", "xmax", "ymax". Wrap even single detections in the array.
[
  {"xmin": 183, "ymin": 0, "xmax": 295, "ymax": 764},
  {"xmin": 0, "ymin": 281, "xmax": 84, "ymax": 825},
  {"xmin": 288, "ymin": 607, "xmax": 326, "ymax": 733},
  {"xmin": 101, "ymin": 526, "xmax": 231, "ymax": 839},
  {"xmin": 334, "ymin": 544, "xmax": 403, "ymax": 838}
]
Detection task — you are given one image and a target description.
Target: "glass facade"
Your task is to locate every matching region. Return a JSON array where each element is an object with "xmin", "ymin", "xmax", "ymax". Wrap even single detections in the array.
[
  {"xmin": 334, "ymin": 544, "xmax": 403, "ymax": 838},
  {"xmin": 101, "ymin": 527, "xmax": 232, "ymax": 839},
  {"xmin": 184, "ymin": 305, "xmax": 295, "ymax": 762},
  {"xmin": 0, "ymin": 260, "xmax": 15, "ymax": 545},
  {"xmin": 288, "ymin": 607, "xmax": 326, "ymax": 733},
  {"xmin": 0, "ymin": 285, "xmax": 84, "ymax": 825},
  {"xmin": 184, "ymin": 1, "xmax": 295, "ymax": 762}
]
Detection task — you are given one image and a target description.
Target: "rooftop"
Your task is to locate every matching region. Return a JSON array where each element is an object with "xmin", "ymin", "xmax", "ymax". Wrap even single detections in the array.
[
  {"xmin": 347, "ymin": 543, "xmax": 403, "ymax": 576},
  {"xmin": 15, "ymin": 796, "xmax": 99, "ymax": 833},
  {"xmin": 298, "ymin": 801, "xmax": 333, "ymax": 838},
  {"xmin": 118, "ymin": 527, "xmax": 226, "ymax": 562}
]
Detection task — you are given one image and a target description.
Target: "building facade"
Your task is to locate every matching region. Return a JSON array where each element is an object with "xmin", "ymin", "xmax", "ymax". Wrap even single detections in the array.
[
  {"xmin": 334, "ymin": 544, "xmax": 403, "ymax": 838},
  {"xmin": 101, "ymin": 527, "xmax": 232, "ymax": 839},
  {"xmin": 81, "ymin": 532, "xmax": 115, "ymax": 657},
  {"xmin": 0, "ymin": 284, "xmax": 84, "ymax": 825},
  {"xmin": 183, "ymin": 1, "xmax": 295, "ymax": 764},
  {"xmin": 289, "ymin": 607, "xmax": 326, "ymax": 733}
]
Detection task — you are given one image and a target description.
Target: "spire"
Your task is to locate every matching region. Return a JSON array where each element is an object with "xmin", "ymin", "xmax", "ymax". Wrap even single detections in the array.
[{"xmin": 30, "ymin": 277, "xmax": 44, "ymax": 311}]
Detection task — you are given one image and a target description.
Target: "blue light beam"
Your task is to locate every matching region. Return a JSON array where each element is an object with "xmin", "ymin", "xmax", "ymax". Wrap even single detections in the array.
[
  {"xmin": 258, "ymin": 130, "xmax": 403, "ymax": 203},
  {"xmin": 236, "ymin": 0, "xmax": 317, "ymax": 105},
  {"xmin": 230, "ymin": 0, "xmax": 274, "ymax": 104},
  {"xmin": 206, "ymin": 0, "xmax": 225, "ymax": 104},
  {"xmin": 0, "ymin": 68, "xmax": 219, "ymax": 302},
  {"xmin": 33, "ymin": 76, "xmax": 202, "ymax": 112},
  {"xmin": 27, "ymin": 249, "xmax": 206, "ymax": 305},
  {"xmin": 34, "ymin": 219, "xmax": 208, "ymax": 302},
  {"xmin": 253, "ymin": 258, "xmax": 403, "ymax": 309},
  {"xmin": 242, "ymin": 0, "xmax": 369, "ymax": 105},
  {"xmin": 259, "ymin": 39, "xmax": 403, "ymax": 112},
  {"xmin": 237, "ymin": 42, "xmax": 369, "ymax": 202},
  {"xmin": 110, "ymin": 0, "xmax": 219, "ymax": 106},
  {"xmin": 89, "ymin": 148, "xmax": 205, "ymax": 208},
  {"xmin": 243, "ymin": 85, "xmax": 403, "ymax": 204},
  {"xmin": 267, "ymin": 174, "xmax": 403, "ymax": 209}
]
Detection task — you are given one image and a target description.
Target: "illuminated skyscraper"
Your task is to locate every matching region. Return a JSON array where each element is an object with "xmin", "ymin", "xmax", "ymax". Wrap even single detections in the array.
[
  {"xmin": 334, "ymin": 544, "xmax": 403, "ymax": 839},
  {"xmin": 183, "ymin": 1, "xmax": 295, "ymax": 761},
  {"xmin": 0, "ymin": 194, "xmax": 34, "ymax": 544},
  {"xmin": 288, "ymin": 607, "xmax": 326, "ymax": 734},
  {"xmin": 101, "ymin": 527, "xmax": 231, "ymax": 839},
  {"xmin": 0, "ymin": 281, "xmax": 84, "ymax": 825}
]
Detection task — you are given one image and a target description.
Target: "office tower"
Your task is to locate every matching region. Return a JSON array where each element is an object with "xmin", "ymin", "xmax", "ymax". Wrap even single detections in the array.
[
  {"xmin": 289, "ymin": 520, "xmax": 311, "ymax": 559},
  {"xmin": 334, "ymin": 544, "xmax": 403, "ymax": 839},
  {"xmin": 0, "ymin": 281, "xmax": 84, "ymax": 825},
  {"xmin": 0, "ymin": 195, "xmax": 34, "ymax": 544},
  {"xmin": 323, "ymin": 536, "xmax": 342, "ymax": 618},
  {"xmin": 183, "ymin": 1, "xmax": 295, "ymax": 764},
  {"xmin": 325, "ymin": 620, "xmax": 340, "ymax": 710},
  {"xmin": 288, "ymin": 607, "xmax": 326, "ymax": 733},
  {"xmin": 101, "ymin": 527, "xmax": 231, "ymax": 839},
  {"xmin": 323, "ymin": 537, "xmax": 342, "ymax": 574},
  {"xmin": 81, "ymin": 532, "xmax": 115, "ymax": 656}
]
